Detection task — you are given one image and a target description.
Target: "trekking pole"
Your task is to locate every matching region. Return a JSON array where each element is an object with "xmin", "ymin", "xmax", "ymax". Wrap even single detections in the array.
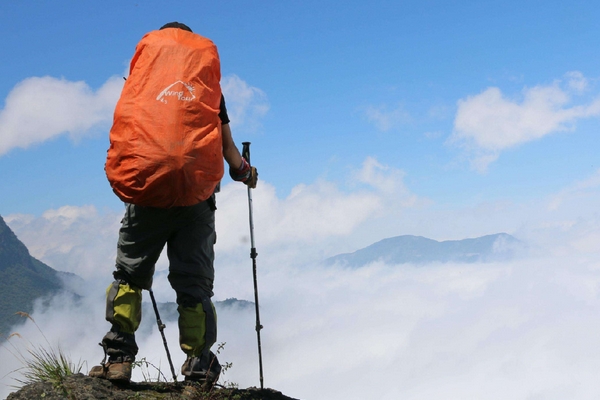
[
  {"xmin": 242, "ymin": 141, "xmax": 265, "ymax": 390},
  {"xmin": 148, "ymin": 288, "xmax": 177, "ymax": 382}
]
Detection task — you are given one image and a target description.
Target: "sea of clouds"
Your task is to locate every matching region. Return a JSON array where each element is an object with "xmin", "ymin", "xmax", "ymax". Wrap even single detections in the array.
[{"xmin": 2, "ymin": 163, "xmax": 600, "ymax": 400}]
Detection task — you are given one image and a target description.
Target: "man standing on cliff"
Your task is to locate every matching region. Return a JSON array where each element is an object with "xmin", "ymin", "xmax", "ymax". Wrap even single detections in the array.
[{"xmin": 89, "ymin": 22, "xmax": 257, "ymax": 385}]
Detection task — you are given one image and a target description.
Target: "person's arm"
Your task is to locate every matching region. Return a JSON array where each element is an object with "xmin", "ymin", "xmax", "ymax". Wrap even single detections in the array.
[
  {"xmin": 222, "ymin": 123, "xmax": 258, "ymax": 188},
  {"xmin": 222, "ymin": 123, "xmax": 243, "ymax": 169}
]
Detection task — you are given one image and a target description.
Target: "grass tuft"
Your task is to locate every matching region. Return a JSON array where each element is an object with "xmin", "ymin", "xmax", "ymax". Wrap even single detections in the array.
[
  {"xmin": 2, "ymin": 312, "xmax": 84, "ymax": 392},
  {"xmin": 14, "ymin": 343, "xmax": 83, "ymax": 388},
  {"xmin": 132, "ymin": 357, "xmax": 169, "ymax": 383}
]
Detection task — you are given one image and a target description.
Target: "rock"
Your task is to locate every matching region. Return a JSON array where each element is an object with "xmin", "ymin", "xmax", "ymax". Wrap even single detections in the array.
[{"xmin": 6, "ymin": 373, "xmax": 300, "ymax": 400}]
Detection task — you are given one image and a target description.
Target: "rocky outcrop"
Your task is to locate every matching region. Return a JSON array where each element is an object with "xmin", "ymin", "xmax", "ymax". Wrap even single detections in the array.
[{"xmin": 7, "ymin": 373, "xmax": 299, "ymax": 399}]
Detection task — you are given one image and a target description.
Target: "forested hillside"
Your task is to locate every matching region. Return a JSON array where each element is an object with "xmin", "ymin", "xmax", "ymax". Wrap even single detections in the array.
[{"xmin": 0, "ymin": 215, "xmax": 63, "ymax": 336}]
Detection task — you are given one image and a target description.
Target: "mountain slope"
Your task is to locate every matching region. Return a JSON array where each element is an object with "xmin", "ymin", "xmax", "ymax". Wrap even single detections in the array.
[
  {"xmin": 326, "ymin": 233, "xmax": 522, "ymax": 267},
  {"xmin": 0, "ymin": 214, "xmax": 64, "ymax": 336}
]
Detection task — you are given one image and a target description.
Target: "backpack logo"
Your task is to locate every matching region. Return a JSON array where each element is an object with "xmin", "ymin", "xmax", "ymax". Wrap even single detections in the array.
[{"xmin": 156, "ymin": 81, "xmax": 196, "ymax": 104}]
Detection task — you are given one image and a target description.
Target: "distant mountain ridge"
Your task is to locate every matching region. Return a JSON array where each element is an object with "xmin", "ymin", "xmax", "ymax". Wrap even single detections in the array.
[
  {"xmin": 136, "ymin": 298, "xmax": 254, "ymax": 336},
  {"xmin": 326, "ymin": 233, "xmax": 521, "ymax": 267}
]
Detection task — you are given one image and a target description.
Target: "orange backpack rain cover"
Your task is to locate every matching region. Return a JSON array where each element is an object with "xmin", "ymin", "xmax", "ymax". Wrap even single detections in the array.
[{"xmin": 105, "ymin": 29, "xmax": 224, "ymax": 208}]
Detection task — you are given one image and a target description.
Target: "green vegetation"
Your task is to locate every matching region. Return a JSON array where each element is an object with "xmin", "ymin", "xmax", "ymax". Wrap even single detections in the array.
[
  {"xmin": 126, "ymin": 342, "xmax": 240, "ymax": 399},
  {"xmin": 4, "ymin": 313, "xmax": 83, "ymax": 397},
  {"xmin": 132, "ymin": 357, "xmax": 171, "ymax": 383},
  {"xmin": 15, "ymin": 342, "xmax": 83, "ymax": 388}
]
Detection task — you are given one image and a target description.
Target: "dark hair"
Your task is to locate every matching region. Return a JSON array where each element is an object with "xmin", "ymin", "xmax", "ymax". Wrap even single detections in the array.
[{"xmin": 159, "ymin": 22, "xmax": 193, "ymax": 33}]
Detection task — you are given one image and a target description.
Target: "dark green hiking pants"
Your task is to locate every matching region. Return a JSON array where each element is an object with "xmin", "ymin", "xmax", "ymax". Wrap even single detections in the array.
[{"xmin": 102, "ymin": 199, "xmax": 218, "ymax": 360}]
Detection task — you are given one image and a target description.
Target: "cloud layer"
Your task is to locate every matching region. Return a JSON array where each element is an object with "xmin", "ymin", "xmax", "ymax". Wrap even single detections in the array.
[{"xmin": 3, "ymin": 228, "xmax": 600, "ymax": 399}]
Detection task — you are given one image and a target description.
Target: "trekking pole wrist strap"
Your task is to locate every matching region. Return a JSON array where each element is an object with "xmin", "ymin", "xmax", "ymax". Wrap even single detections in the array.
[{"xmin": 230, "ymin": 157, "xmax": 251, "ymax": 181}]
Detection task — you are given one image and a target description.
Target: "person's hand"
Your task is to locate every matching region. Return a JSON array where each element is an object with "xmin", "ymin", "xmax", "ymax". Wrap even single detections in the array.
[
  {"xmin": 244, "ymin": 166, "xmax": 258, "ymax": 188},
  {"xmin": 230, "ymin": 158, "xmax": 258, "ymax": 188}
]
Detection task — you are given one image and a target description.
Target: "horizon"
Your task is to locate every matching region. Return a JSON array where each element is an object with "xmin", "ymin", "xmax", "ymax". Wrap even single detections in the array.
[{"xmin": 2, "ymin": 1, "xmax": 600, "ymax": 399}]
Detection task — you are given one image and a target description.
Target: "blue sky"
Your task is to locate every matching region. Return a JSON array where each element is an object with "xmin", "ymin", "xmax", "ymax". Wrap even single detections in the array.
[
  {"xmin": 2, "ymin": 2, "xmax": 600, "ymax": 399},
  {"xmin": 2, "ymin": 0, "xmax": 599, "ymax": 217}
]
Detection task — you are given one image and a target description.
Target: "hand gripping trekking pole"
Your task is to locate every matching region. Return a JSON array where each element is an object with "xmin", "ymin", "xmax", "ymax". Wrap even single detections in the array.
[
  {"xmin": 242, "ymin": 142, "xmax": 265, "ymax": 389},
  {"xmin": 148, "ymin": 288, "xmax": 177, "ymax": 382}
]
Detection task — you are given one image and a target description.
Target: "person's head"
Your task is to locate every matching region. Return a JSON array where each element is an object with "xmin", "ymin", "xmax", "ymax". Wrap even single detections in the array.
[{"xmin": 159, "ymin": 22, "xmax": 192, "ymax": 32}]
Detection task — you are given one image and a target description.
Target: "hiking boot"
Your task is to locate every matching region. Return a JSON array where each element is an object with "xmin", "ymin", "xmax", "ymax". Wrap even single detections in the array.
[
  {"xmin": 181, "ymin": 351, "xmax": 221, "ymax": 386},
  {"xmin": 89, "ymin": 358, "xmax": 132, "ymax": 382}
]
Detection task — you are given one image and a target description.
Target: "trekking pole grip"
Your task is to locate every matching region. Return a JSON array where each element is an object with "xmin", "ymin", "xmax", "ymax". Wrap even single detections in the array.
[{"xmin": 242, "ymin": 142, "xmax": 251, "ymax": 165}]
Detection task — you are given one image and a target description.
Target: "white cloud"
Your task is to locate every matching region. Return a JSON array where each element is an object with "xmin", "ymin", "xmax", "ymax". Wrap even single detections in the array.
[
  {"xmin": 451, "ymin": 72, "xmax": 600, "ymax": 172},
  {"xmin": 221, "ymin": 74, "xmax": 269, "ymax": 133},
  {"xmin": 265, "ymin": 179, "xmax": 378, "ymax": 238},
  {"xmin": 356, "ymin": 156, "xmax": 409, "ymax": 195},
  {"xmin": 364, "ymin": 103, "xmax": 411, "ymax": 132},
  {"xmin": 565, "ymin": 70, "xmax": 589, "ymax": 93},
  {"xmin": 0, "ymin": 75, "xmax": 123, "ymax": 156}
]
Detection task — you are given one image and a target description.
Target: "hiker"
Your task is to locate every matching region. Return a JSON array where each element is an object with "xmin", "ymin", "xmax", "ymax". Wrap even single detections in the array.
[{"xmin": 89, "ymin": 22, "xmax": 258, "ymax": 385}]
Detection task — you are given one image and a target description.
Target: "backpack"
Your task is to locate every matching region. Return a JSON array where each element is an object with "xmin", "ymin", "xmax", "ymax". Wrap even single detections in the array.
[{"xmin": 105, "ymin": 28, "xmax": 224, "ymax": 208}]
